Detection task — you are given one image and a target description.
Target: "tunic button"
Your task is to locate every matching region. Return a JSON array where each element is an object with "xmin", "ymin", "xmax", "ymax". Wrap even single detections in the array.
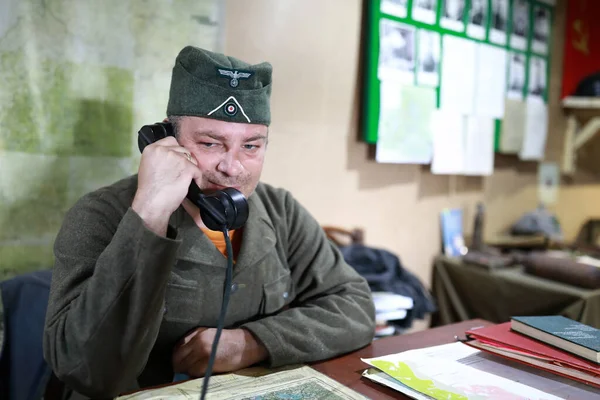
[
  {"xmin": 231, "ymin": 283, "xmax": 239, "ymax": 293},
  {"xmin": 282, "ymin": 291, "xmax": 289, "ymax": 299}
]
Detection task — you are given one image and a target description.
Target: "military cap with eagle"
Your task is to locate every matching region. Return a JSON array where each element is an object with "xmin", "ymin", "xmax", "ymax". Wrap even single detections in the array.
[{"xmin": 166, "ymin": 46, "xmax": 273, "ymax": 126}]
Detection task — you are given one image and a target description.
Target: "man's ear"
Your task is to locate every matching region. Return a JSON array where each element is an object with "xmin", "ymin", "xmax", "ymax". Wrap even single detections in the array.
[{"xmin": 163, "ymin": 117, "xmax": 169, "ymax": 123}]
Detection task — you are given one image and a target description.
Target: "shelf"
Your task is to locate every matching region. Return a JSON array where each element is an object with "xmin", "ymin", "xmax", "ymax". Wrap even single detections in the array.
[{"xmin": 561, "ymin": 96, "xmax": 600, "ymax": 176}]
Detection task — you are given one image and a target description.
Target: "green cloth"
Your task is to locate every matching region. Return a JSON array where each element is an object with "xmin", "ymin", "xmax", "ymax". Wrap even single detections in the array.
[
  {"xmin": 430, "ymin": 256, "xmax": 600, "ymax": 329},
  {"xmin": 43, "ymin": 175, "xmax": 375, "ymax": 398},
  {"xmin": 166, "ymin": 46, "xmax": 272, "ymax": 125}
]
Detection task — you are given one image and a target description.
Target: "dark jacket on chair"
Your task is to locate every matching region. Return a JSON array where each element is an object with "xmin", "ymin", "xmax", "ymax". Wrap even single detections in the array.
[{"xmin": 0, "ymin": 270, "xmax": 53, "ymax": 400}]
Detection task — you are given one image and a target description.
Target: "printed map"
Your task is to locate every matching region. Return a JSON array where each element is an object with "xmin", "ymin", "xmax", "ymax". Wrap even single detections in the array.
[{"xmin": 0, "ymin": 0, "xmax": 220, "ymax": 278}]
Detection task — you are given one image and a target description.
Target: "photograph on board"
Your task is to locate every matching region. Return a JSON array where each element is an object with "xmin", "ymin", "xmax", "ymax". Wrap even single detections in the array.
[
  {"xmin": 412, "ymin": 0, "xmax": 438, "ymax": 25},
  {"xmin": 490, "ymin": 0, "xmax": 508, "ymax": 45},
  {"xmin": 528, "ymin": 56, "xmax": 547, "ymax": 100},
  {"xmin": 417, "ymin": 29, "xmax": 441, "ymax": 87},
  {"xmin": 510, "ymin": 0, "xmax": 530, "ymax": 50},
  {"xmin": 507, "ymin": 52, "xmax": 526, "ymax": 99},
  {"xmin": 467, "ymin": 0, "xmax": 488, "ymax": 39},
  {"xmin": 378, "ymin": 18, "xmax": 416, "ymax": 83},
  {"xmin": 380, "ymin": 0, "xmax": 408, "ymax": 18},
  {"xmin": 532, "ymin": 6, "xmax": 550, "ymax": 55},
  {"xmin": 440, "ymin": 0, "xmax": 465, "ymax": 32}
]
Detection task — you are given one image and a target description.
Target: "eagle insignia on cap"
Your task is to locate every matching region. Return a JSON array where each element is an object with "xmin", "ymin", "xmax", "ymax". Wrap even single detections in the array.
[{"xmin": 218, "ymin": 68, "xmax": 253, "ymax": 87}]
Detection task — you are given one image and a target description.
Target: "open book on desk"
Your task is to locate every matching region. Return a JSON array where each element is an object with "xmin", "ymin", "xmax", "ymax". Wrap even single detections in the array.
[
  {"xmin": 361, "ymin": 342, "xmax": 600, "ymax": 399},
  {"xmin": 115, "ymin": 365, "xmax": 367, "ymax": 400}
]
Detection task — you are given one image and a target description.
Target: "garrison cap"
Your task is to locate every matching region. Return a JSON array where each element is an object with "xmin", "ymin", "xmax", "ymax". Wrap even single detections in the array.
[{"xmin": 166, "ymin": 46, "xmax": 273, "ymax": 125}]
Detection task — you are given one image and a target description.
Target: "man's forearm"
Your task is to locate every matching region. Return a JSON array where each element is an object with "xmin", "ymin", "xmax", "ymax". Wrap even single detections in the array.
[
  {"xmin": 44, "ymin": 208, "xmax": 181, "ymax": 397},
  {"xmin": 240, "ymin": 328, "xmax": 269, "ymax": 366}
]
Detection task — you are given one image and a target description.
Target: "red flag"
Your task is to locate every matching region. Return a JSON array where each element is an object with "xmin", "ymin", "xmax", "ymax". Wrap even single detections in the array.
[{"xmin": 561, "ymin": 0, "xmax": 600, "ymax": 98}]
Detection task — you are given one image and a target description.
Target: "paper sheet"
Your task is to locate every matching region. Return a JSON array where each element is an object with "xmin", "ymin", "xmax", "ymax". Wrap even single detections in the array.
[
  {"xmin": 412, "ymin": 0, "xmax": 438, "ymax": 24},
  {"xmin": 463, "ymin": 116, "xmax": 495, "ymax": 176},
  {"xmin": 440, "ymin": 0, "xmax": 466, "ymax": 32},
  {"xmin": 474, "ymin": 45, "xmax": 507, "ymax": 118},
  {"xmin": 431, "ymin": 110, "xmax": 465, "ymax": 175},
  {"xmin": 510, "ymin": 0, "xmax": 530, "ymax": 51},
  {"xmin": 532, "ymin": 5, "xmax": 550, "ymax": 55},
  {"xmin": 528, "ymin": 56, "xmax": 547, "ymax": 101},
  {"xmin": 520, "ymin": 98, "xmax": 548, "ymax": 160},
  {"xmin": 116, "ymin": 365, "xmax": 367, "ymax": 400},
  {"xmin": 538, "ymin": 162, "xmax": 559, "ymax": 206},
  {"xmin": 466, "ymin": 0, "xmax": 488, "ymax": 39},
  {"xmin": 376, "ymin": 83, "xmax": 436, "ymax": 164},
  {"xmin": 380, "ymin": 0, "xmax": 408, "ymax": 18},
  {"xmin": 416, "ymin": 29, "xmax": 440, "ymax": 87},
  {"xmin": 362, "ymin": 342, "xmax": 567, "ymax": 400},
  {"xmin": 500, "ymin": 98, "xmax": 526, "ymax": 153},
  {"xmin": 378, "ymin": 18, "xmax": 415, "ymax": 84},
  {"xmin": 440, "ymin": 35, "xmax": 476, "ymax": 115},
  {"xmin": 507, "ymin": 51, "xmax": 526, "ymax": 100},
  {"xmin": 489, "ymin": 0, "xmax": 509, "ymax": 45}
]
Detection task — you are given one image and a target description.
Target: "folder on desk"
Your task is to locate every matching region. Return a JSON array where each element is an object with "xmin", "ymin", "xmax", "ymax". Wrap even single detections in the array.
[{"xmin": 465, "ymin": 322, "xmax": 600, "ymax": 388}]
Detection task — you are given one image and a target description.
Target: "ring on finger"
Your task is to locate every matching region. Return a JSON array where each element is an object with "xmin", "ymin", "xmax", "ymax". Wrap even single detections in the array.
[{"xmin": 184, "ymin": 152, "xmax": 192, "ymax": 163}]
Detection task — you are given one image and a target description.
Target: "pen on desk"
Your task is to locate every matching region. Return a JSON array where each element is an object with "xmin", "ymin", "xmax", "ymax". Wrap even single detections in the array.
[{"xmin": 454, "ymin": 325, "xmax": 484, "ymax": 342}]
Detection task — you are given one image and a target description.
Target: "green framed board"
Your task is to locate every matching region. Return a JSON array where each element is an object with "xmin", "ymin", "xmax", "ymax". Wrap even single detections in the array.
[{"xmin": 362, "ymin": 0, "xmax": 554, "ymax": 146}]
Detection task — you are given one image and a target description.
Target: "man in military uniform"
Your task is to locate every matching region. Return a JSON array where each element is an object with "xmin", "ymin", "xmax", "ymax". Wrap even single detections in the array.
[{"xmin": 43, "ymin": 46, "xmax": 376, "ymax": 398}]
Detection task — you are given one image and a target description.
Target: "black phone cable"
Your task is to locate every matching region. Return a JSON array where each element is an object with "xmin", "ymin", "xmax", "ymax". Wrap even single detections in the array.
[{"xmin": 199, "ymin": 227, "xmax": 233, "ymax": 400}]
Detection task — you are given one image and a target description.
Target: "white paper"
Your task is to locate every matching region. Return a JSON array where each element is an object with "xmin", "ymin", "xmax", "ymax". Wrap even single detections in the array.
[
  {"xmin": 412, "ymin": 0, "xmax": 438, "ymax": 24},
  {"xmin": 378, "ymin": 19, "xmax": 415, "ymax": 84},
  {"xmin": 510, "ymin": 0, "xmax": 530, "ymax": 50},
  {"xmin": 440, "ymin": 35, "xmax": 476, "ymax": 115},
  {"xmin": 532, "ymin": 5, "xmax": 550, "ymax": 55},
  {"xmin": 520, "ymin": 99, "xmax": 548, "ymax": 160},
  {"xmin": 376, "ymin": 83, "xmax": 437, "ymax": 164},
  {"xmin": 489, "ymin": 0, "xmax": 509, "ymax": 45},
  {"xmin": 528, "ymin": 56, "xmax": 547, "ymax": 101},
  {"xmin": 372, "ymin": 291, "xmax": 414, "ymax": 312},
  {"xmin": 440, "ymin": 0, "xmax": 466, "ymax": 32},
  {"xmin": 466, "ymin": 0, "xmax": 488, "ymax": 39},
  {"xmin": 463, "ymin": 116, "xmax": 495, "ymax": 176},
  {"xmin": 362, "ymin": 343, "xmax": 564, "ymax": 400},
  {"xmin": 380, "ymin": 0, "xmax": 408, "ymax": 18},
  {"xmin": 500, "ymin": 98, "xmax": 526, "ymax": 153},
  {"xmin": 431, "ymin": 110, "xmax": 465, "ymax": 175},
  {"xmin": 507, "ymin": 51, "xmax": 526, "ymax": 100},
  {"xmin": 538, "ymin": 162, "xmax": 559, "ymax": 205},
  {"xmin": 474, "ymin": 44, "xmax": 507, "ymax": 118},
  {"xmin": 416, "ymin": 29, "xmax": 440, "ymax": 87}
]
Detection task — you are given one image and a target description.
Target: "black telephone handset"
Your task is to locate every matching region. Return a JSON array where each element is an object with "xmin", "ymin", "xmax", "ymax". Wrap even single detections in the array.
[{"xmin": 137, "ymin": 122, "xmax": 249, "ymax": 231}]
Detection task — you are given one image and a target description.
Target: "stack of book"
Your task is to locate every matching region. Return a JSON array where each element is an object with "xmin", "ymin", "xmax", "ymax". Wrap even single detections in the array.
[
  {"xmin": 465, "ymin": 315, "xmax": 600, "ymax": 388},
  {"xmin": 371, "ymin": 291, "xmax": 414, "ymax": 337}
]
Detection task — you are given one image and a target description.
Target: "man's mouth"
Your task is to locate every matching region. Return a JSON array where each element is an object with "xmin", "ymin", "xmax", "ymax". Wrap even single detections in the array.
[{"xmin": 207, "ymin": 181, "xmax": 240, "ymax": 191}]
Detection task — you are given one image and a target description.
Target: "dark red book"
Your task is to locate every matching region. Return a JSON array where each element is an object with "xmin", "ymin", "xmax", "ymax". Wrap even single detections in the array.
[{"xmin": 465, "ymin": 322, "xmax": 600, "ymax": 388}]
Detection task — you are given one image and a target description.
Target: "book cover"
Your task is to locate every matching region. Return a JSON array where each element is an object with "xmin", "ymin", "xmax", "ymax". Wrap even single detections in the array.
[{"xmin": 511, "ymin": 316, "xmax": 600, "ymax": 353}]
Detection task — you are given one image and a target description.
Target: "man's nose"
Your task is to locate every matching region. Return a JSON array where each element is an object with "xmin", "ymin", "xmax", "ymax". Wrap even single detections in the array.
[{"xmin": 216, "ymin": 150, "xmax": 243, "ymax": 177}]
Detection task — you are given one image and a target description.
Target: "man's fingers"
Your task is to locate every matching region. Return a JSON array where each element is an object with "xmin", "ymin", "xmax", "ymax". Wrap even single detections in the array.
[{"xmin": 172, "ymin": 344, "xmax": 194, "ymax": 370}]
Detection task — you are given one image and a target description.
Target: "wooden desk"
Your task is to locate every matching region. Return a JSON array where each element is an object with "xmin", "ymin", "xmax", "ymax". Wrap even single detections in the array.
[
  {"xmin": 122, "ymin": 319, "xmax": 491, "ymax": 399},
  {"xmin": 311, "ymin": 318, "xmax": 492, "ymax": 399}
]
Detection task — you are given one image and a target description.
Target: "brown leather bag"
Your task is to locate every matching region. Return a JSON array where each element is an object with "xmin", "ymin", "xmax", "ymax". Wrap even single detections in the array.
[{"xmin": 522, "ymin": 251, "xmax": 600, "ymax": 289}]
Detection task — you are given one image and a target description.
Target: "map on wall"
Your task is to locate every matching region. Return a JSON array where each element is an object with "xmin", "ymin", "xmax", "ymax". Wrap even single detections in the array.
[{"xmin": 0, "ymin": 0, "xmax": 221, "ymax": 277}]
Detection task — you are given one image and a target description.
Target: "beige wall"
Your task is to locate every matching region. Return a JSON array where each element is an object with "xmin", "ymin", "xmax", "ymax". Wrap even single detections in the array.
[{"xmin": 223, "ymin": 0, "xmax": 600, "ymax": 305}]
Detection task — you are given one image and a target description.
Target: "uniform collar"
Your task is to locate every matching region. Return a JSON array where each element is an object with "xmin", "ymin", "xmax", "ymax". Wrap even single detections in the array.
[{"xmin": 172, "ymin": 185, "xmax": 277, "ymax": 269}]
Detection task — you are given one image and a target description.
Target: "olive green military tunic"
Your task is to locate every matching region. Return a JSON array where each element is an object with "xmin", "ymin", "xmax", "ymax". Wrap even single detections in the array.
[{"xmin": 43, "ymin": 175, "xmax": 376, "ymax": 398}]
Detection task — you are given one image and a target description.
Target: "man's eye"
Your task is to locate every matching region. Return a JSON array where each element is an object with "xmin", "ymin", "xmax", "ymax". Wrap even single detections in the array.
[
  {"xmin": 200, "ymin": 142, "xmax": 217, "ymax": 148},
  {"xmin": 243, "ymin": 144, "xmax": 258, "ymax": 150}
]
